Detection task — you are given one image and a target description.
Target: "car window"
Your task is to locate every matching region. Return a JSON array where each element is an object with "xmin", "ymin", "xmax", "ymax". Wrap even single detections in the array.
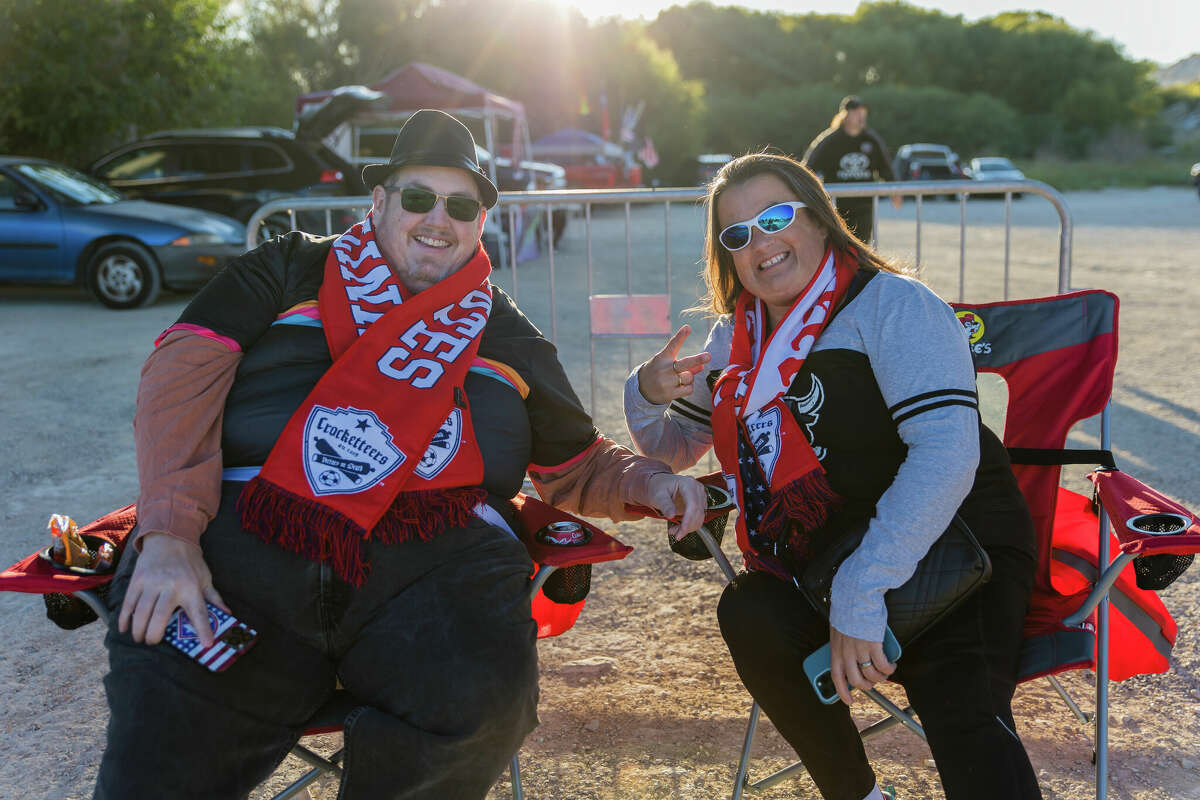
[
  {"xmin": 244, "ymin": 143, "xmax": 290, "ymax": 172},
  {"xmin": 15, "ymin": 163, "xmax": 121, "ymax": 205},
  {"xmin": 97, "ymin": 147, "xmax": 178, "ymax": 181},
  {"xmin": 175, "ymin": 144, "xmax": 243, "ymax": 178},
  {"xmin": 0, "ymin": 173, "xmax": 20, "ymax": 211}
]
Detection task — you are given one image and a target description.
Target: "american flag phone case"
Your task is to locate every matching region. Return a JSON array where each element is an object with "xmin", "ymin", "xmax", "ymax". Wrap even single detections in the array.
[{"xmin": 162, "ymin": 602, "xmax": 258, "ymax": 673}]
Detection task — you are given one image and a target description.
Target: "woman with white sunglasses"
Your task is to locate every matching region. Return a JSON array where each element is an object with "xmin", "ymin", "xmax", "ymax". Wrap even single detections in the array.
[{"xmin": 624, "ymin": 153, "xmax": 1041, "ymax": 800}]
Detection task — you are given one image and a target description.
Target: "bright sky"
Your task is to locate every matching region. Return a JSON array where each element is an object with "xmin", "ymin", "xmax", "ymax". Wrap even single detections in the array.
[{"xmin": 563, "ymin": 0, "xmax": 1197, "ymax": 66}]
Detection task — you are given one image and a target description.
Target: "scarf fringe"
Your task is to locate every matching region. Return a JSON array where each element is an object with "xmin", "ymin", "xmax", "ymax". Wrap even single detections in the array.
[
  {"xmin": 237, "ymin": 478, "xmax": 487, "ymax": 586},
  {"xmin": 757, "ymin": 470, "xmax": 843, "ymax": 558}
]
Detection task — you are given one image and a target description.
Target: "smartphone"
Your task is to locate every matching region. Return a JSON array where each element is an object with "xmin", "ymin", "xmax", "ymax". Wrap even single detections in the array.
[
  {"xmin": 161, "ymin": 601, "xmax": 258, "ymax": 673},
  {"xmin": 803, "ymin": 626, "xmax": 902, "ymax": 705}
]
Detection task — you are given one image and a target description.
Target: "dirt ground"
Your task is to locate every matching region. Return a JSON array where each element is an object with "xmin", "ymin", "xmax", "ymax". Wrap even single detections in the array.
[{"xmin": 1, "ymin": 187, "xmax": 1198, "ymax": 799}]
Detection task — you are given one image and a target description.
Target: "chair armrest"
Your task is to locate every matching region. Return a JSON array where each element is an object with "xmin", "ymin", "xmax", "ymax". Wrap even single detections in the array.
[
  {"xmin": 1088, "ymin": 469, "xmax": 1200, "ymax": 556},
  {"xmin": 622, "ymin": 471, "xmax": 733, "ymax": 523},
  {"xmin": 510, "ymin": 493, "xmax": 632, "ymax": 567}
]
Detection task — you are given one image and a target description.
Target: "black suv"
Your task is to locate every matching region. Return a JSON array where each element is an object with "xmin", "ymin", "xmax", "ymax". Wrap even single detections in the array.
[{"xmin": 87, "ymin": 126, "xmax": 365, "ymax": 239}]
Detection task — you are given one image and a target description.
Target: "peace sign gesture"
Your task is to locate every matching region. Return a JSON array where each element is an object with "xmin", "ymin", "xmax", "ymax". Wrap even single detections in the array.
[{"xmin": 636, "ymin": 325, "xmax": 712, "ymax": 406}]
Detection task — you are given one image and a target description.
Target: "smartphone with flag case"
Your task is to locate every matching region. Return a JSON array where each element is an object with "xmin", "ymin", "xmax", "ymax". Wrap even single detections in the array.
[
  {"xmin": 161, "ymin": 602, "xmax": 258, "ymax": 673},
  {"xmin": 803, "ymin": 626, "xmax": 902, "ymax": 705}
]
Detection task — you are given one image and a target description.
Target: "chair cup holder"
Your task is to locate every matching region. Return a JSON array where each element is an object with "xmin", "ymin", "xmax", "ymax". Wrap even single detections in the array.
[
  {"xmin": 668, "ymin": 484, "xmax": 733, "ymax": 561},
  {"xmin": 543, "ymin": 563, "xmax": 592, "ymax": 604}
]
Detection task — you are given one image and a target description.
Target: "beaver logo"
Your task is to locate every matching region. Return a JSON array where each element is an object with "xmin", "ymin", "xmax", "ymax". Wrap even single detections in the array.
[
  {"xmin": 955, "ymin": 310, "xmax": 993, "ymax": 355},
  {"xmin": 955, "ymin": 310, "xmax": 985, "ymax": 343}
]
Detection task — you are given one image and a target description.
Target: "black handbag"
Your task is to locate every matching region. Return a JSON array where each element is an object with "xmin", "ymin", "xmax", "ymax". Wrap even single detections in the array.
[{"xmin": 798, "ymin": 514, "xmax": 992, "ymax": 646}]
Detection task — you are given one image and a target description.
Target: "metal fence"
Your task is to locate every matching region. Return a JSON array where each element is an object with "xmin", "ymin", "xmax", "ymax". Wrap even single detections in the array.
[{"xmin": 246, "ymin": 179, "xmax": 1072, "ymax": 413}]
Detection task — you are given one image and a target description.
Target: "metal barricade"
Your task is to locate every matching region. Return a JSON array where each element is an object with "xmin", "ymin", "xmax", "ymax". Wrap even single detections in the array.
[{"xmin": 246, "ymin": 180, "xmax": 1072, "ymax": 415}]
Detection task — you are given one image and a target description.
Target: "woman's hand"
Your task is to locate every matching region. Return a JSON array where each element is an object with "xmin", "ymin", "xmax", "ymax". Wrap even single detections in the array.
[
  {"xmin": 118, "ymin": 533, "xmax": 228, "ymax": 648},
  {"xmin": 636, "ymin": 325, "xmax": 711, "ymax": 406},
  {"xmin": 829, "ymin": 625, "xmax": 896, "ymax": 705},
  {"xmin": 645, "ymin": 472, "xmax": 708, "ymax": 539}
]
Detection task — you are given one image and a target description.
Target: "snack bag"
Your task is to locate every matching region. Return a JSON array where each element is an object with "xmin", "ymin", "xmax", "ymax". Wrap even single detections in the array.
[{"xmin": 48, "ymin": 514, "xmax": 93, "ymax": 567}]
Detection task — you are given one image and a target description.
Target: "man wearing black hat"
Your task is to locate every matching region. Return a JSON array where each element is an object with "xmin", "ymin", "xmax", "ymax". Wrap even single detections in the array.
[
  {"xmin": 95, "ymin": 108, "xmax": 705, "ymax": 799},
  {"xmin": 802, "ymin": 95, "xmax": 902, "ymax": 242}
]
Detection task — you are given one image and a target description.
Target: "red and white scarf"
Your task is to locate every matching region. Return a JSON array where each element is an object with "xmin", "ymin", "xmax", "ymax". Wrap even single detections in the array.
[
  {"xmin": 238, "ymin": 213, "xmax": 491, "ymax": 584},
  {"xmin": 710, "ymin": 246, "xmax": 857, "ymax": 574}
]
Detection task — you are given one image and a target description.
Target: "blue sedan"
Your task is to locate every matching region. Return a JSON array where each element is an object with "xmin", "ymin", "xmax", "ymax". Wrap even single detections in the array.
[{"xmin": 0, "ymin": 156, "xmax": 246, "ymax": 308}]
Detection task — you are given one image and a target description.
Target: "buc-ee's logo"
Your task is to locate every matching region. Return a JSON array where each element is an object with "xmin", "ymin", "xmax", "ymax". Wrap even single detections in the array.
[
  {"xmin": 955, "ymin": 310, "xmax": 992, "ymax": 355},
  {"xmin": 303, "ymin": 406, "xmax": 405, "ymax": 495}
]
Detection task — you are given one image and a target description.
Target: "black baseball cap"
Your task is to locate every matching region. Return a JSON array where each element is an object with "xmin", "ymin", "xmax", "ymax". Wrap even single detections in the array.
[
  {"xmin": 361, "ymin": 109, "xmax": 498, "ymax": 208},
  {"xmin": 839, "ymin": 95, "xmax": 866, "ymax": 111}
]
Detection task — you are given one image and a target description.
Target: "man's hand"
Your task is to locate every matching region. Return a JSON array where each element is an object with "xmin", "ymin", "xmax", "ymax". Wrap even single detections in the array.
[
  {"xmin": 829, "ymin": 625, "xmax": 896, "ymax": 706},
  {"xmin": 118, "ymin": 533, "xmax": 227, "ymax": 648},
  {"xmin": 645, "ymin": 472, "xmax": 708, "ymax": 540},
  {"xmin": 890, "ymin": 195, "xmax": 903, "ymax": 210},
  {"xmin": 636, "ymin": 325, "xmax": 711, "ymax": 406}
]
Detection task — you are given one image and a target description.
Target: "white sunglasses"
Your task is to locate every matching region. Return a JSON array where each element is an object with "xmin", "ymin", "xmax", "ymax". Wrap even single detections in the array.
[{"xmin": 718, "ymin": 201, "xmax": 808, "ymax": 251}]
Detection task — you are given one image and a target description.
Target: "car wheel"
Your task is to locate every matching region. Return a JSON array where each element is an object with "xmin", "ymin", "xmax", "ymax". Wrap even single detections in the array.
[{"xmin": 86, "ymin": 242, "xmax": 162, "ymax": 309}]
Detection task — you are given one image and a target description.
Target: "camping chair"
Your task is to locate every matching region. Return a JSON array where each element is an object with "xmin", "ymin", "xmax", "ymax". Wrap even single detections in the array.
[
  {"xmin": 0, "ymin": 493, "xmax": 632, "ymax": 800},
  {"xmin": 685, "ymin": 289, "xmax": 1199, "ymax": 799}
]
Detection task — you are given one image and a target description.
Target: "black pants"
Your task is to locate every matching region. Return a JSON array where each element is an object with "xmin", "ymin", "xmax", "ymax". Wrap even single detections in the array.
[
  {"xmin": 96, "ymin": 481, "xmax": 539, "ymax": 800},
  {"xmin": 837, "ymin": 199, "xmax": 874, "ymax": 243},
  {"xmin": 717, "ymin": 547, "xmax": 1042, "ymax": 800}
]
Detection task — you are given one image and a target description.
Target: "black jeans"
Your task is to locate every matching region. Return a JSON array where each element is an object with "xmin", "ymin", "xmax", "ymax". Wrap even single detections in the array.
[
  {"xmin": 717, "ymin": 546, "xmax": 1043, "ymax": 800},
  {"xmin": 837, "ymin": 199, "xmax": 874, "ymax": 243},
  {"xmin": 95, "ymin": 481, "xmax": 539, "ymax": 800}
]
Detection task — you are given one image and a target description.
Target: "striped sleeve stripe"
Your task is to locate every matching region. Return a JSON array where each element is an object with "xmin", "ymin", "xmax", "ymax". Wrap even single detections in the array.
[
  {"xmin": 887, "ymin": 388, "xmax": 978, "ymax": 416},
  {"xmin": 675, "ymin": 397, "xmax": 711, "ymax": 419},
  {"xmin": 669, "ymin": 402, "xmax": 711, "ymax": 428},
  {"xmin": 893, "ymin": 397, "xmax": 979, "ymax": 426}
]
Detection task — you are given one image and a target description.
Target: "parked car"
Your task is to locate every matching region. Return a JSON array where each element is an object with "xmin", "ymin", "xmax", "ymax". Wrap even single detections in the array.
[
  {"xmin": 968, "ymin": 156, "xmax": 1026, "ymax": 198},
  {"xmin": 86, "ymin": 125, "xmax": 366, "ymax": 240},
  {"xmin": 893, "ymin": 143, "xmax": 970, "ymax": 180},
  {"xmin": 476, "ymin": 145, "xmax": 568, "ymax": 246},
  {"xmin": 1192, "ymin": 162, "xmax": 1200, "ymax": 199},
  {"xmin": 0, "ymin": 157, "xmax": 245, "ymax": 308}
]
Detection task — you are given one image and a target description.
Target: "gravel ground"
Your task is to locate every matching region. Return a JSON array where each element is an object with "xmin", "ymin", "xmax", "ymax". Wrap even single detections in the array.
[{"xmin": 1, "ymin": 187, "xmax": 1197, "ymax": 799}]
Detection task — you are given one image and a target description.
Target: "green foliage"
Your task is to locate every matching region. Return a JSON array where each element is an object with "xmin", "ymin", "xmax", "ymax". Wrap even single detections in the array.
[
  {"xmin": 0, "ymin": 0, "xmax": 1181, "ymax": 184},
  {"xmin": 1016, "ymin": 155, "xmax": 1198, "ymax": 191}
]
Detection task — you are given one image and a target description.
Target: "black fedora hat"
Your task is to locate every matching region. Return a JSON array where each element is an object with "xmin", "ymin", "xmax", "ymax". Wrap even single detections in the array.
[{"xmin": 361, "ymin": 109, "xmax": 498, "ymax": 208}]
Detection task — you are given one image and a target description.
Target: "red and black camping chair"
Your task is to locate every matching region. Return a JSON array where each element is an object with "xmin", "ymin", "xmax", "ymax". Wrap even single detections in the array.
[
  {"xmin": 0, "ymin": 493, "xmax": 632, "ymax": 800},
  {"xmin": 689, "ymin": 289, "xmax": 1198, "ymax": 799}
]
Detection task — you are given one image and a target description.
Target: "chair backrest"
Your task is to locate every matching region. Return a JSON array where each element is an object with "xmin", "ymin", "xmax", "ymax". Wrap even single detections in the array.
[
  {"xmin": 951, "ymin": 291, "xmax": 1176, "ymax": 680},
  {"xmin": 951, "ymin": 291, "xmax": 1118, "ymax": 590}
]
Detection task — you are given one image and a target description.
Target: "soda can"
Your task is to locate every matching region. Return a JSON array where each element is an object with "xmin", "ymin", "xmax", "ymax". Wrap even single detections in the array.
[{"xmin": 535, "ymin": 520, "xmax": 592, "ymax": 546}]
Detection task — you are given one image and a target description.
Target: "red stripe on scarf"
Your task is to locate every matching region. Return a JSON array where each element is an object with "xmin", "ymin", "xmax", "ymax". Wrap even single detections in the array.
[{"xmin": 238, "ymin": 213, "xmax": 492, "ymax": 584}]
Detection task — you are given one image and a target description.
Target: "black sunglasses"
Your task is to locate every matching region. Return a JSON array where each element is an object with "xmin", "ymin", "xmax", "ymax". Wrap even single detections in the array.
[{"xmin": 387, "ymin": 186, "xmax": 483, "ymax": 222}]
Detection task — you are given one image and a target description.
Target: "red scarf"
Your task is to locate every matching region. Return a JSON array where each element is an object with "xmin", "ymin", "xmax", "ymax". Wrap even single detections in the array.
[
  {"xmin": 238, "ymin": 213, "xmax": 490, "ymax": 584},
  {"xmin": 710, "ymin": 246, "xmax": 857, "ymax": 576}
]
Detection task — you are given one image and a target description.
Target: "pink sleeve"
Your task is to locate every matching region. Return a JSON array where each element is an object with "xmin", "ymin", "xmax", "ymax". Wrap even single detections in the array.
[
  {"xmin": 528, "ymin": 436, "xmax": 672, "ymax": 522},
  {"xmin": 132, "ymin": 330, "xmax": 241, "ymax": 550}
]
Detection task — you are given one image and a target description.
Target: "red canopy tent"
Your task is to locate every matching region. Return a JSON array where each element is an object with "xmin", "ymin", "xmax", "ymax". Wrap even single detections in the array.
[{"xmin": 295, "ymin": 62, "xmax": 532, "ymax": 182}]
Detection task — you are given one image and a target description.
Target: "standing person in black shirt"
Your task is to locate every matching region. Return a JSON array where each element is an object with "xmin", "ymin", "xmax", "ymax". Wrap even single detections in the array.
[{"xmin": 802, "ymin": 95, "xmax": 902, "ymax": 242}]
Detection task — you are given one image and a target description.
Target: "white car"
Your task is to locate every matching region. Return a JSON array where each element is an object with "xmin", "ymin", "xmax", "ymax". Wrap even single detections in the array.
[{"xmin": 968, "ymin": 157, "xmax": 1026, "ymax": 198}]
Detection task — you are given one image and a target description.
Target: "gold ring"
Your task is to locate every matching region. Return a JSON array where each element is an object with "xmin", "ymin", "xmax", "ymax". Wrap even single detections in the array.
[{"xmin": 677, "ymin": 373, "xmax": 685, "ymax": 387}]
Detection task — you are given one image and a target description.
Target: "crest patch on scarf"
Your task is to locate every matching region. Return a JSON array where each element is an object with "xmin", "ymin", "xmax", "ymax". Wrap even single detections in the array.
[
  {"xmin": 415, "ymin": 408, "xmax": 463, "ymax": 480},
  {"xmin": 303, "ymin": 406, "xmax": 406, "ymax": 495},
  {"xmin": 744, "ymin": 406, "xmax": 783, "ymax": 483}
]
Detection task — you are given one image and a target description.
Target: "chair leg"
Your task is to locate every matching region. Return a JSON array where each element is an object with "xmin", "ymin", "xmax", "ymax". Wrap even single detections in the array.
[
  {"xmin": 731, "ymin": 701, "xmax": 760, "ymax": 799},
  {"xmin": 510, "ymin": 754, "xmax": 523, "ymax": 800},
  {"xmin": 1046, "ymin": 674, "xmax": 1093, "ymax": 723}
]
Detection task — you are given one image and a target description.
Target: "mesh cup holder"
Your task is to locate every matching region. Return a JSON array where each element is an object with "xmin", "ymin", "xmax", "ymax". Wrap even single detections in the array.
[
  {"xmin": 1128, "ymin": 513, "xmax": 1195, "ymax": 591},
  {"xmin": 668, "ymin": 484, "xmax": 733, "ymax": 561},
  {"xmin": 543, "ymin": 563, "xmax": 592, "ymax": 604},
  {"xmin": 43, "ymin": 584, "xmax": 109, "ymax": 630}
]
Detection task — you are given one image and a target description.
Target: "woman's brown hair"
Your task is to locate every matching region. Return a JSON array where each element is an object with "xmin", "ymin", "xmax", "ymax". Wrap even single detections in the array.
[{"xmin": 697, "ymin": 151, "xmax": 908, "ymax": 316}]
